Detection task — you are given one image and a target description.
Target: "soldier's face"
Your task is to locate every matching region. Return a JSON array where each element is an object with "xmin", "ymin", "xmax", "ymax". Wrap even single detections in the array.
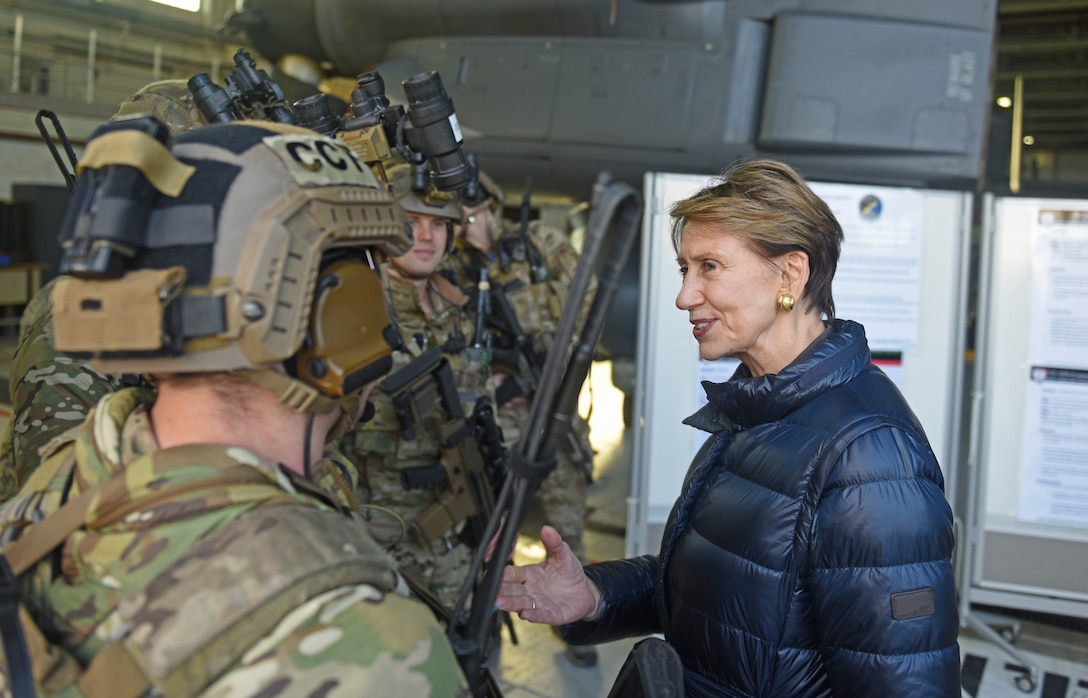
[{"xmin": 394, "ymin": 213, "xmax": 449, "ymax": 278}]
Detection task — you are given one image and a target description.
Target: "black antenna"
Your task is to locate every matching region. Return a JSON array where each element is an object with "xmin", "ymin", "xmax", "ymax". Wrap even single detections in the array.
[{"xmin": 35, "ymin": 110, "xmax": 78, "ymax": 194}]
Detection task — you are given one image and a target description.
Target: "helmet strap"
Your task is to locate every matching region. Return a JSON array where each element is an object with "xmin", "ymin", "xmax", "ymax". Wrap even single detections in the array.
[{"xmin": 303, "ymin": 411, "xmax": 315, "ymax": 479}]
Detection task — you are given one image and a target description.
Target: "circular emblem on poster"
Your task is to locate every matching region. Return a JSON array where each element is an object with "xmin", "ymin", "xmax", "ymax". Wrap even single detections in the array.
[{"xmin": 859, "ymin": 194, "xmax": 882, "ymax": 220}]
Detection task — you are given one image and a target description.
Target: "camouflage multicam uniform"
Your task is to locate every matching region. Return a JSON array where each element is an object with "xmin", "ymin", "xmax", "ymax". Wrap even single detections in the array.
[
  {"xmin": 444, "ymin": 220, "xmax": 595, "ymax": 563},
  {"xmin": 0, "ymin": 388, "xmax": 469, "ymax": 697},
  {"xmin": 110, "ymin": 78, "xmax": 206, "ymax": 133},
  {"xmin": 0, "ymin": 80, "xmax": 207, "ymax": 502},
  {"xmin": 344, "ymin": 267, "xmax": 492, "ymax": 608},
  {"xmin": 0, "ymin": 278, "xmax": 120, "ymax": 501}
]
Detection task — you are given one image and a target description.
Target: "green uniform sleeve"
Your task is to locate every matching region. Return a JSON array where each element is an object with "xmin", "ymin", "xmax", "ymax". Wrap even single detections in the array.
[{"xmin": 1, "ymin": 279, "xmax": 121, "ymax": 500}]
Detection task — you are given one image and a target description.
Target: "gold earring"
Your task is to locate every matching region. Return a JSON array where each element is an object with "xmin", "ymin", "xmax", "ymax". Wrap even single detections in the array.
[{"xmin": 778, "ymin": 294, "xmax": 795, "ymax": 313}]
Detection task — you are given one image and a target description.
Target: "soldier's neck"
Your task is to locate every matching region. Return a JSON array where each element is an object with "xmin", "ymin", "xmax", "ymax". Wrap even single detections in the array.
[
  {"xmin": 395, "ymin": 268, "xmax": 438, "ymax": 317},
  {"xmin": 148, "ymin": 373, "xmax": 332, "ymax": 475}
]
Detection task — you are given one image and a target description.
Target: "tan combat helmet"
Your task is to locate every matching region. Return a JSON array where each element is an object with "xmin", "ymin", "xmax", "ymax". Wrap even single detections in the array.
[
  {"xmin": 389, "ymin": 161, "xmax": 462, "ymax": 220},
  {"xmin": 388, "ymin": 161, "xmax": 461, "ymax": 252},
  {"xmin": 111, "ymin": 79, "xmax": 208, "ymax": 134},
  {"xmin": 51, "ymin": 118, "xmax": 411, "ymax": 414}
]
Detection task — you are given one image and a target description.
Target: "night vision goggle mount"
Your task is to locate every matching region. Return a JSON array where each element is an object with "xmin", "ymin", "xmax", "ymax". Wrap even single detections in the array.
[
  {"xmin": 188, "ymin": 48, "xmax": 295, "ymax": 124},
  {"xmin": 406, "ymin": 160, "xmax": 458, "ymax": 209},
  {"xmin": 292, "ymin": 69, "xmax": 471, "ymax": 192},
  {"xmin": 460, "ymin": 153, "xmax": 489, "ymax": 208},
  {"xmin": 186, "ymin": 48, "xmax": 471, "ymax": 194}
]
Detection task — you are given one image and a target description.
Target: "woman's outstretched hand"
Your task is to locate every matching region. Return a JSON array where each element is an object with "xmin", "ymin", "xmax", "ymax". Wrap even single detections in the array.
[{"xmin": 496, "ymin": 525, "xmax": 602, "ymax": 626}]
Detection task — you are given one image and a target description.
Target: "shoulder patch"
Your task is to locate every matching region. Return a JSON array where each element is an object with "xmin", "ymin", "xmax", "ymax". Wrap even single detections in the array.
[
  {"xmin": 891, "ymin": 588, "xmax": 936, "ymax": 621},
  {"xmin": 262, "ymin": 134, "xmax": 382, "ymax": 188}
]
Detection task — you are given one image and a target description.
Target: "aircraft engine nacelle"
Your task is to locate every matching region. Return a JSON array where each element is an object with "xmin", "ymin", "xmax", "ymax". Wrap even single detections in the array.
[
  {"xmin": 232, "ymin": 0, "xmax": 998, "ymax": 197},
  {"xmin": 229, "ymin": 0, "xmax": 996, "ymax": 366}
]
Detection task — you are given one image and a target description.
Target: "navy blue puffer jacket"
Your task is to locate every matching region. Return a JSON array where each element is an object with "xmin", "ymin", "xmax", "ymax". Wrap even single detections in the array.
[{"xmin": 562, "ymin": 319, "xmax": 960, "ymax": 697}]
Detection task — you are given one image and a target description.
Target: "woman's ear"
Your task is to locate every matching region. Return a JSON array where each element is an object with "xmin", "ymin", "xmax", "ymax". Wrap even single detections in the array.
[{"xmin": 780, "ymin": 250, "xmax": 810, "ymax": 296}]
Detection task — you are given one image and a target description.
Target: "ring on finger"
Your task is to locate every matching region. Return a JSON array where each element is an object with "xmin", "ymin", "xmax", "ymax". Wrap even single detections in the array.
[{"xmin": 531, "ymin": 598, "xmax": 537, "ymax": 611}]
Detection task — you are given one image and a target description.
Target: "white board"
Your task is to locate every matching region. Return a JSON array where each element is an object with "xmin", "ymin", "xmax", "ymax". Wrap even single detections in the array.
[{"xmin": 968, "ymin": 196, "xmax": 1088, "ymax": 616}]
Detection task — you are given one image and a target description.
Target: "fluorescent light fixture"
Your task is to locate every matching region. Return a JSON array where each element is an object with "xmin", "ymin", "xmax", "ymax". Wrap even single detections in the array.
[{"xmin": 150, "ymin": 0, "xmax": 199, "ymax": 11}]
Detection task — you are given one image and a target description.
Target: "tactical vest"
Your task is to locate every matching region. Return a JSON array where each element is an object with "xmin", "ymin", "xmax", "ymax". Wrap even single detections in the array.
[
  {"xmin": 354, "ymin": 269, "xmax": 490, "ymax": 468},
  {"xmin": 445, "ymin": 221, "xmax": 578, "ymax": 358},
  {"xmin": 344, "ymin": 269, "xmax": 500, "ymax": 556},
  {"xmin": 0, "ymin": 440, "xmax": 401, "ymax": 698}
]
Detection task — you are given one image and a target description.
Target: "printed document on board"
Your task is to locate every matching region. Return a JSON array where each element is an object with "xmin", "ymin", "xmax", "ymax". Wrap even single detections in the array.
[{"xmin": 1018, "ymin": 209, "xmax": 1088, "ymax": 528}]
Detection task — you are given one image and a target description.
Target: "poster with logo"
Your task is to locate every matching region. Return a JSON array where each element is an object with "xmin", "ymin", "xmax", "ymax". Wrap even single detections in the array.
[{"xmin": 817, "ymin": 183, "xmax": 925, "ymax": 352}]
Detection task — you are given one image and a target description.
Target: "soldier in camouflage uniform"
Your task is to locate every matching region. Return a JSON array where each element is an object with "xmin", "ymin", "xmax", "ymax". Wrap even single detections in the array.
[
  {"xmin": 0, "ymin": 120, "xmax": 468, "ymax": 696},
  {"xmin": 343, "ymin": 164, "xmax": 495, "ymax": 610},
  {"xmin": 0, "ymin": 277, "xmax": 119, "ymax": 500},
  {"xmin": 444, "ymin": 167, "xmax": 599, "ymax": 666},
  {"xmin": 0, "ymin": 79, "xmax": 209, "ymax": 502}
]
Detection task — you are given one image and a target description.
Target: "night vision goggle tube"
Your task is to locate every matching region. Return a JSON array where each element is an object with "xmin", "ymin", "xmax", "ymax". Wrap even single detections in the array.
[
  {"xmin": 401, "ymin": 71, "xmax": 472, "ymax": 192},
  {"xmin": 343, "ymin": 72, "xmax": 392, "ymax": 131}
]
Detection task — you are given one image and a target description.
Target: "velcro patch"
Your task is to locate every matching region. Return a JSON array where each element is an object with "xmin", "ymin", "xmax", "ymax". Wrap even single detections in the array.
[
  {"xmin": 263, "ymin": 133, "xmax": 382, "ymax": 188},
  {"xmin": 891, "ymin": 588, "xmax": 936, "ymax": 621}
]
